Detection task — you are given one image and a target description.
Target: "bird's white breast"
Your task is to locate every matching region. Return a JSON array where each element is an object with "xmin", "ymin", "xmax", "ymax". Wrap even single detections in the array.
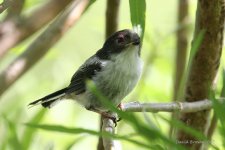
[
  {"xmin": 94, "ymin": 46, "xmax": 143, "ymax": 106},
  {"xmin": 74, "ymin": 46, "xmax": 143, "ymax": 111}
]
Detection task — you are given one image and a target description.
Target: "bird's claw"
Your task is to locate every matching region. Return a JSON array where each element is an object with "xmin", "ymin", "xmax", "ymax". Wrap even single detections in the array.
[
  {"xmin": 86, "ymin": 106, "xmax": 122, "ymax": 126},
  {"xmin": 102, "ymin": 113, "xmax": 120, "ymax": 127}
]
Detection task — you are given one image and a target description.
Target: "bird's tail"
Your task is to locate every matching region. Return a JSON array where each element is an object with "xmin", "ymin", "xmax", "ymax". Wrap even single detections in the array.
[{"xmin": 28, "ymin": 88, "xmax": 67, "ymax": 108}]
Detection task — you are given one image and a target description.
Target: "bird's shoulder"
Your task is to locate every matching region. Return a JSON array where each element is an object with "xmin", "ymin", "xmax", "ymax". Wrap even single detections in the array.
[{"xmin": 66, "ymin": 54, "xmax": 106, "ymax": 95}]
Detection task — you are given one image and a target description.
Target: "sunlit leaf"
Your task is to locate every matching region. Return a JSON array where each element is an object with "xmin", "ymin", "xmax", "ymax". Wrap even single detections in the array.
[
  {"xmin": 22, "ymin": 109, "xmax": 46, "ymax": 150},
  {"xmin": 3, "ymin": 116, "xmax": 22, "ymax": 150},
  {"xmin": 213, "ymin": 69, "xmax": 225, "ymax": 148},
  {"xmin": 65, "ymin": 136, "xmax": 85, "ymax": 150},
  {"xmin": 84, "ymin": 0, "xmax": 97, "ymax": 12},
  {"xmin": 25, "ymin": 123, "xmax": 151, "ymax": 149},
  {"xmin": 129, "ymin": 0, "xmax": 146, "ymax": 40},
  {"xmin": 177, "ymin": 30, "xmax": 206, "ymax": 100},
  {"xmin": 86, "ymin": 81, "xmax": 185, "ymax": 150}
]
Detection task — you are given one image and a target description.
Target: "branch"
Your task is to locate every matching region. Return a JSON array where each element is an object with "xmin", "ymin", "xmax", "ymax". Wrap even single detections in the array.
[
  {"xmin": 100, "ymin": 99, "xmax": 216, "ymax": 150},
  {"xmin": 99, "ymin": 0, "xmax": 120, "ymax": 150},
  {"xmin": 0, "ymin": 0, "xmax": 73, "ymax": 59},
  {"xmin": 105, "ymin": 0, "xmax": 120, "ymax": 38},
  {"xmin": 207, "ymin": 69, "xmax": 225, "ymax": 141},
  {"xmin": 170, "ymin": 0, "xmax": 189, "ymax": 137},
  {"xmin": 207, "ymin": 113, "xmax": 217, "ymax": 140},
  {"xmin": 102, "ymin": 117, "xmax": 122, "ymax": 150},
  {"xmin": 5, "ymin": 0, "xmax": 25, "ymax": 19},
  {"xmin": 173, "ymin": 0, "xmax": 189, "ymax": 100},
  {"xmin": 122, "ymin": 99, "xmax": 213, "ymax": 113},
  {"xmin": 0, "ymin": 0, "xmax": 13, "ymax": 14},
  {"xmin": 0, "ymin": 0, "xmax": 89, "ymax": 97},
  {"xmin": 177, "ymin": 0, "xmax": 225, "ymax": 148}
]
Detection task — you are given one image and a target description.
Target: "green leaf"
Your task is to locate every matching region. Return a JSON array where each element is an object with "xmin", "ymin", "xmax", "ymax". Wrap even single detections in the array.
[
  {"xmin": 0, "ymin": 117, "xmax": 7, "ymax": 150},
  {"xmin": 86, "ymin": 81, "xmax": 186, "ymax": 150},
  {"xmin": 220, "ymin": 68, "xmax": 225, "ymax": 97},
  {"xmin": 84, "ymin": 0, "xmax": 97, "ymax": 13},
  {"xmin": 22, "ymin": 109, "xmax": 46, "ymax": 150},
  {"xmin": 212, "ymin": 99, "xmax": 225, "ymax": 148},
  {"xmin": 129, "ymin": 0, "xmax": 146, "ymax": 40},
  {"xmin": 3, "ymin": 116, "xmax": 22, "ymax": 150},
  {"xmin": 176, "ymin": 29, "xmax": 206, "ymax": 100},
  {"xmin": 161, "ymin": 115, "xmax": 207, "ymax": 141},
  {"xmin": 213, "ymin": 69, "xmax": 225, "ymax": 148},
  {"xmin": 25, "ymin": 123, "xmax": 151, "ymax": 149},
  {"xmin": 159, "ymin": 113, "xmax": 219, "ymax": 150},
  {"xmin": 65, "ymin": 136, "xmax": 85, "ymax": 150}
]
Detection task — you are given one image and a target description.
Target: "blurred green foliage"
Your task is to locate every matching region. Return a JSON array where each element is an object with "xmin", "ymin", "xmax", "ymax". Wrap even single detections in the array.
[
  {"xmin": 0, "ymin": 0, "xmax": 225, "ymax": 150},
  {"xmin": 129, "ymin": 0, "xmax": 146, "ymax": 40}
]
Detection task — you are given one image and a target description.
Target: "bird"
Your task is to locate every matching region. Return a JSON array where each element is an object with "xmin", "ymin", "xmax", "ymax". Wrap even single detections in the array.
[{"xmin": 29, "ymin": 29, "xmax": 143, "ymax": 122}]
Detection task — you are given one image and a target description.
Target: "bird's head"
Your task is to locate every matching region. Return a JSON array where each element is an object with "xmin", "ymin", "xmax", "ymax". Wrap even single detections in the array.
[{"xmin": 96, "ymin": 29, "xmax": 141, "ymax": 59}]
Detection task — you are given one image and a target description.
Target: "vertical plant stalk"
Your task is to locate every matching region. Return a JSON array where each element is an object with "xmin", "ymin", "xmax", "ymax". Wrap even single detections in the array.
[
  {"xmin": 206, "ymin": 113, "xmax": 217, "ymax": 140},
  {"xmin": 102, "ymin": 117, "xmax": 122, "ymax": 150},
  {"xmin": 0, "ymin": 0, "xmax": 89, "ymax": 97},
  {"xmin": 0, "ymin": 0, "xmax": 73, "ymax": 59},
  {"xmin": 5, "ymin": 0, "xmax": 24, "ymax": 19},
  {"xmin": 207, "ymin": 69, "xmax": 225, "ymax": 142},
  {"xmin": 177, "ymin": 0, "xmax": 225, "ymax": 149},
  {"xmin": 173, "ymin": 0, "xmax": 189, "ymax": 101},
  {"xmin": 105, "ymin": 0, "xmax": 120, "ymax": 39},
  {"xmin": 97, "ymin": 0, "xmax": 120, "ymax": 150},
  {"xmin": 0, "ymin": 0, "xmax": 13, "ymax": 13},
  {"xmin": 170, "ymin": 0, "xmax": 189, "ymax": 137}
]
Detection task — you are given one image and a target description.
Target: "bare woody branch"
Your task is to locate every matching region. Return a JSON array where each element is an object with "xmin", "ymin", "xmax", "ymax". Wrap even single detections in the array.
[
  {"xmin": 5, "ymin": 0, "xmax": 25, "ymax": 19},
  {"xmin": 101, "ymin": 117, "xmax": 122, "ymax": 150},
  {"xmin": 207, "ymin": 69, "xmax": 225, "ymax": 141},
  {"xmin": 105, "ymin": 0, "xmax": 120, "ymax": 38},
  {"xmin": 122, "ymin": 99, "xmax": 213, "ymax": 113},
  {"xmin": 0, "ymin": 0, "xmax": 89, "ymax": 97},
  {"xmin": 98, "ymin": 0, "xmax": 121, "ymax": 150},
  {"xmin": 177, "ymin": 0, "xmax": 225, "ymax": 149},
  {"xmin": 0, "ymin": 0, "xmax": 13, "ymax": 14},
  {"xmin": 0, "ymin": 0, "xmax": 73, "ymax": 59},
  {"xmin": 173, "ymin": 0, "xmax": 189, "ymax": 100},
  {"xmin": 170, "ymin": 0, "xmax": 189, "ymax": 137},
  {"xmin": 100, "ymin": 99, "xmax": 218, "ymax": 150}
]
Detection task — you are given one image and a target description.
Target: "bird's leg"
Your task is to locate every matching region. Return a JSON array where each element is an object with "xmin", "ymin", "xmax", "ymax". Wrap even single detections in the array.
[
  {"xmin": 101, "ymin": 112, "xmax": 119, "ymax": 126},
  {"xmin": 117, "ymin": 103, "xmax": 123, "ymax": 110},
  {"xmin": 116, "ymin": 103, "xmax": 123, "ymax": 122},
  {"xmin": 86, "ymin": 106, "xmax": 119, "ymax": 126}
]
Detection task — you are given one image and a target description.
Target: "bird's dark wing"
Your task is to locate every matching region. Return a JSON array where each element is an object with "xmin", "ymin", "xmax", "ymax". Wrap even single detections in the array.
[{"xmin": 66, "ymin": 56, "xmax": 102, "ymax": 95}]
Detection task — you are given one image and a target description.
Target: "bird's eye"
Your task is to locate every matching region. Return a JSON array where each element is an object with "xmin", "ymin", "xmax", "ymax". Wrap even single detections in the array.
[{"xmin": 116, "ymin": 36, "xmax": 125, "ymax": 44}]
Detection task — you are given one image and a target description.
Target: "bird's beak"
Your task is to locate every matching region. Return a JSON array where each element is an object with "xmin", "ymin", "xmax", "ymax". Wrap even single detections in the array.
[
  {"xmin": 131, "ymin": 33, "xmax": 140, "ymax": 45},
  {"xmin": 132, "ymin": 39, "xmax": 140, "ymax": 45}
]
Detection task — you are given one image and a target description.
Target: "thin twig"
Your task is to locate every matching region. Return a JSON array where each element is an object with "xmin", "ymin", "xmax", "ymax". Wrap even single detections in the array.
[
  {"xmin": 207, "ymin": 69, "xmax": 225, "ymax": 141},
  {"xmin": 0, "ymin": 0, "xmax": 13, "ymax": 14},
  {"xmin": 0, "ymin": 0, "xmax": 89, "ymax": 97},
  {"xmin": 207, "ymin": 113, "xmax": 217, "ymax": 140},
  {"xmin": 102, "ymin": 117, "xmax": 122, "ymax": 150},
  {"xmin": 99, "ymin": 0, "xmax": 120, "ymax": 150},
  {"xmin": 105, "ymin": 0, "xmax": 120, "ymax": 38},
  {"xmin": 122, "ymin": 99, "xmax": 214, "ymax": 113},
  {"xmin": 5, "ymin": 0, "xmax": 24, "ymax": 19},
  {"xmin": 170, "ymin": 0, "xmax": 189, "ymax": 138},
  {"xmin": 177, "ymin": 0, "xmax": 225, "ymax": 148},
  {"xmin": 0, "ymin": 0, "xmax": 73, "ymax": 59},
  {"xmin": 99, "ymin": 99, "xmax": 217, "ymax": 150},
  {"xmin": 173, "ymin": 0, "xmax": 189, "ymax": 100}
]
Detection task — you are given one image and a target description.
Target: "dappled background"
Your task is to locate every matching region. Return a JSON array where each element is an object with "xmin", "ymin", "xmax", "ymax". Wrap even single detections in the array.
[{"xmin": 0, "ymin": 0, "xmax": 225, "ymax": 149}]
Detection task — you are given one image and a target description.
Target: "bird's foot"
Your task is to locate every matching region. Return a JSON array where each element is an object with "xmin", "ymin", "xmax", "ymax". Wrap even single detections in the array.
[
  {"xmin": 116, "ymin": 103, "xmax": 123, "ymax": 121},
  {"xmin": 117, "ymin": 103, "xmax": 124, "ymax": 110},
  {"xmin": 86, "ymin": 106, "xmax": 120, "ymax": 126},
  {"xmin": 101, "ymin": 112, "xmax": 120, "ymax": 126}
]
